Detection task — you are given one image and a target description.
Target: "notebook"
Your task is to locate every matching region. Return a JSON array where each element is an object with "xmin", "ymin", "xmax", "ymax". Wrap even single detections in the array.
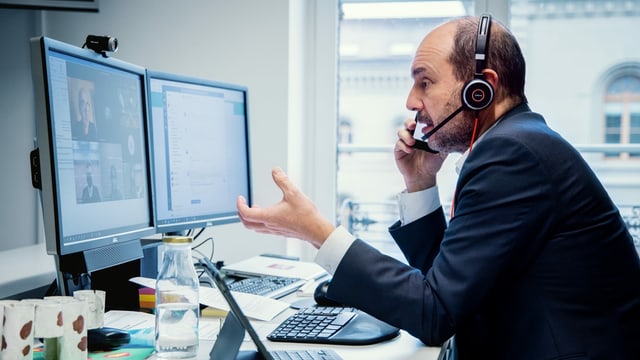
[
  {"xmin": 199, "ymin": 257, "xmax": 342, "ymax": 360},
  {"xmin": 222, "ymin": 255, "xmax": 329, "ymax": 281}
]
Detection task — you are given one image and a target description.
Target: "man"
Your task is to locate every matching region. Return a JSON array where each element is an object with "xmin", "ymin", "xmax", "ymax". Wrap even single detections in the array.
[
  {"xmin": 81, "ymin": 172, "xmax": 101, "ymax": 203},
  {"xmin": 237, "ymin": 15, "xmax": 640, "ymax": 359}
]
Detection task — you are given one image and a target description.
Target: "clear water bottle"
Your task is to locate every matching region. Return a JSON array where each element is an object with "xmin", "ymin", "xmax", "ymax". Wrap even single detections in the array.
[{"xmin": 155, "ymin": 235, "xmax": 200, "ymax": 358}]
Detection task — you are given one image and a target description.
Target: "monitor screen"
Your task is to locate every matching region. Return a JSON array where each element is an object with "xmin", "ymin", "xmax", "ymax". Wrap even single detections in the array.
[
  {"xmin": 146, "ymin": 71, "xmax": 252, "ymax": 235},
  {"xmin": 30, "ymin": 36, "xmax": 155, "ymax": 294}
]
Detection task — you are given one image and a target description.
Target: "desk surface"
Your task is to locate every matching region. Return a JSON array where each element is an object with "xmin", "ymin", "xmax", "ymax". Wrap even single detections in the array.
[{"xmin": 146, "ymin": 293, "xmax": 442, "ymax": 360}]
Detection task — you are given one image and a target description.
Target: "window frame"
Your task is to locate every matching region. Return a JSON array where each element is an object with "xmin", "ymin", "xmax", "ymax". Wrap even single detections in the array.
[{"xmin": 603, "ymin": 72, "xmax": 640, "ymax": 159}]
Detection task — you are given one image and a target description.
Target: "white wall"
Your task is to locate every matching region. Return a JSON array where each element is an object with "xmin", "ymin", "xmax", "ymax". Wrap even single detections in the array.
[{"xmin": 0, "ymin": 9, "xmax": 42, "ymax": 252}]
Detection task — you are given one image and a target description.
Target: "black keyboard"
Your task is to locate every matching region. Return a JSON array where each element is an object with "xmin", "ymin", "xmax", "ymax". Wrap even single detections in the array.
[
  {"xmin": 227, "ymin": 275, "xmax": 306, "ymax": 299},
  {"xmin": 267, "ymin": 306, "xmax": 399, "ymax": 345}
]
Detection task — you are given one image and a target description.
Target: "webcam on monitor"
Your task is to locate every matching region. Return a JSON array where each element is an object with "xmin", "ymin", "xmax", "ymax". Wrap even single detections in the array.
[{"xmin": 83, "ymin": 35, "xmax": 118, "ymax": 57}]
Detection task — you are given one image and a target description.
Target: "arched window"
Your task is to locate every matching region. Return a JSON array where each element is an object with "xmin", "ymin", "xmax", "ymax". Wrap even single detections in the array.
[{"xmin": 604, "ymin": 73, "xmax": 640, "ymax": 159}]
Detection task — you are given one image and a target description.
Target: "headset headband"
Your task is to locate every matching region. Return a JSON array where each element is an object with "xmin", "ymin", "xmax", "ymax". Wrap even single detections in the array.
[{"xmin": 475, "ymin": 14, "xmax": 492, "ymax": 78}]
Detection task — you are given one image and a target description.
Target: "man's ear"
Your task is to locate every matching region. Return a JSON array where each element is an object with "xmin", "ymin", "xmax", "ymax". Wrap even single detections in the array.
[{"xmin": 482, "ymin": 69, "xmax": 499, "ymax": 90}]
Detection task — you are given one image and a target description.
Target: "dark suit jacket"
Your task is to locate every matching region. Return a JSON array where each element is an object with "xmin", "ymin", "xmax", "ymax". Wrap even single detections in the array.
[{"xmin": 327, "ymin": 103, "xmax": 640, "ymax": 359}]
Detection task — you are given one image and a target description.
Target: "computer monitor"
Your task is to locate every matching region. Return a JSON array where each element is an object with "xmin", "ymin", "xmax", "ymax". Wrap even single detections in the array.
[
  {"xmin": 30, "ymin": 36, "xmax": 155, "ymax": 296},
  {"xmin": 146, "ymin": 70, "xmax": 252, "ymax": 236}
]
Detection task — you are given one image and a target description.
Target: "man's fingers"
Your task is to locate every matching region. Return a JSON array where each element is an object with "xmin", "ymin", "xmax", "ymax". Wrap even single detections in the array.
[
  {"xmin": 271, "ymin": 167, "xmax": 298, "ymax": 197},
  {"xmin": 404, "ymin": 117, "xmax": 417, "ymax": 130},
  {"xmin": 236, "ymin": 195, "xmax": 267, "ymax": 222},
  {"xmin": 236, "ymin": 196, "xmax": 249, "ymax": 216}
]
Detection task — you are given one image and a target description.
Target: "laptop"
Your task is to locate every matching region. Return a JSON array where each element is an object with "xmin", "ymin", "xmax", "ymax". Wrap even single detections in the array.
[{"xmin": 199, "ymin": 257, "xmax": 342, "ymax": 360}]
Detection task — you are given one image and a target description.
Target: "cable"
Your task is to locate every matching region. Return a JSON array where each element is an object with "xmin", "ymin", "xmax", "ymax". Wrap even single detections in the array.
[
  {"xmin": 192, "ymin": 233, "xmax": 215, "ymax": 268},
  {"xmin": 192, "ymin": 227, "xmax": 206, "ymax": 240}
]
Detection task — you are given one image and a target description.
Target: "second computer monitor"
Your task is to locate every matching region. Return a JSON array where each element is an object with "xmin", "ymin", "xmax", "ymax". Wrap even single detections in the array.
[{"xmin": 147, "ymin": 71, "xmax": 252, "ymax": 235}]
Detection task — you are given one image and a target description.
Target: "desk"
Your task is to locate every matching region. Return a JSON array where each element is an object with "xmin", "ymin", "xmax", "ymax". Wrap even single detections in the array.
[{"xmin": 146, "ymin": 292, "xmax": 442, "ymax": 360}]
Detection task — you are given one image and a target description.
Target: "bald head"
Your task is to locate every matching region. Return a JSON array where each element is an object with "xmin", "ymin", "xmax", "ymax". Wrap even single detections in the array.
[
  {"xmin": 413, "ymin": 16, "xmax": 526, "ymax": 105},
  {"xmin": 411, "ymin": 21, "xmax": 456, "ymax": 80}
]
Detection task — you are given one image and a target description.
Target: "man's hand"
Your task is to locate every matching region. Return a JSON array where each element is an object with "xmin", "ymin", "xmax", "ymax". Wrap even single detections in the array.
[
  {"xmin": 236, "ymin": 167, "xmax": 335, "ymax": 249},
  {"xmin": 395, "ymin": 117, "xmax": 447, "ymax": 192}
]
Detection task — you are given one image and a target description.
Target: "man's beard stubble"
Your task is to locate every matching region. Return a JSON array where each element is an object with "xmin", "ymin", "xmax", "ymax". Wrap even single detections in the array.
[{"xmin": 428, "ymin": 101, "xmax": 476, "ymax": 154}]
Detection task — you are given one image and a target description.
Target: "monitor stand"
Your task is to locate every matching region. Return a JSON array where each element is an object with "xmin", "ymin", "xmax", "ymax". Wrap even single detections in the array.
[
  {"xmin": 52, "ymin": 241, "xmax": 144, "ymax": 310},
  {"xmin": 52, "ymin": 253, "xmax": 92, "ymax": 296},
  {"xmin": 57, "ymin": 269, "xmax": 91, "ymax": 296}
]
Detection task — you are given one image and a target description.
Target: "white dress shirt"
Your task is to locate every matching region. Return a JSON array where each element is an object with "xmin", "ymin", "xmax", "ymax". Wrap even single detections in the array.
[{"xmin": 315, "ymin": 187, "xmax": 441, "ymax": 275}]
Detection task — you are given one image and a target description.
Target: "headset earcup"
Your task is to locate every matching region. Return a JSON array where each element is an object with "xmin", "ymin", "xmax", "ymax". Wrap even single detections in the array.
[{"xmin": 462, "ymin": 78, "xmax": 494, "ymax": 111}]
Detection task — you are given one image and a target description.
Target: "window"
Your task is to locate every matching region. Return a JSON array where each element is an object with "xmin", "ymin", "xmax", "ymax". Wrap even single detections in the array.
[
  {"xmin": 336, "ymin": 1, "xmax": 475, "ymax": 261},
  {"xmin": 604, "ymin": 73, "xmax": 640, "ymax": 159},
  {"xmin": 335, "ymin": 1, "xmax": 640, "ymax": 256}
]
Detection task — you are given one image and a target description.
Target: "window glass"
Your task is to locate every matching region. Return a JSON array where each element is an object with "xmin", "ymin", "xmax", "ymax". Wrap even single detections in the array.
[
  {"xmin": 608, "ymin": 75, "xmax": 640, "ymax": 94},
  {"xmin": 603, "ymin": 75, "xmax": 640, "ymax": 158},
  {"xmin": 336, "ymin": 0, "xmax": 640, "ymax": 256}
]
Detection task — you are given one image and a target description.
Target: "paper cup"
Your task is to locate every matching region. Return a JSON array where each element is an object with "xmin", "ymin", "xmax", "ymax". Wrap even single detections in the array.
[
  {"xmin": 20, "ymin": 299, "xmax": 63, "ymax": 360},
  {"xmin": 44, "ymin": 296, "xmax": 88, "ymax": 360},
  {"xmin": 1, "ymin": 302, "xmax": 35, "ymax": 359},
  {"xmin": 73, "ymin": 289, "xmax": 105, "ymax": 329},
  {"xmin": 20, "ymin": 299, "xmax": 63, "ymax": 338},
  {"xmin": 0, "ymin": 300, "xmax": 20, "ymax": 359}
]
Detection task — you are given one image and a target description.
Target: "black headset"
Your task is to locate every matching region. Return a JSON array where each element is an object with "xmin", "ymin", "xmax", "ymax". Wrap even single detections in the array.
[{"xmin": 461, "ymin": 13, "xmax": 493, "ymax": 111}]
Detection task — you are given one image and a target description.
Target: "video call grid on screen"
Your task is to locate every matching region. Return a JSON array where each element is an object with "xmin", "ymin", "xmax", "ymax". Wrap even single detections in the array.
[{"xmin": 46, "ymin": 49, "xmax": 151, "ymax": 247}]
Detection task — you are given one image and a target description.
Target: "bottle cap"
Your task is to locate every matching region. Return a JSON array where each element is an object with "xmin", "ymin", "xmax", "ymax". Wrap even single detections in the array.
[{"xmin": 162, "ymin": 235, "xmax": 193, "ymax": 244}]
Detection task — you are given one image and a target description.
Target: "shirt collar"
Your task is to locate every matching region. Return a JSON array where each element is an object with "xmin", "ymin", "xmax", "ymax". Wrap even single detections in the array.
[
  {"xmin": 455, "ymin": 123, "xmax": 495, "ymax": 174},
  {"xmin": 454, "ymin": 116, "xmax": 505, "ymax": 174}
]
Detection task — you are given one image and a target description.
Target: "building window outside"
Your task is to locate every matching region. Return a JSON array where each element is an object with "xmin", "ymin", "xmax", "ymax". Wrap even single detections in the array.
[{"xmin": 604, "ymin": 74, "xmax": 640, "ymax": 159}]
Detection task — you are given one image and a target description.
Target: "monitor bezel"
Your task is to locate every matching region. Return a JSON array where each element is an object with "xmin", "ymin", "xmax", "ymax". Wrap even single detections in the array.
[
  {"xmin": 145, "ymin": 70, "xmax": 253, "ymax": 235},
  {"xmin": 30, "ymin": 36, "xmax": 156, "ymax": 262}
]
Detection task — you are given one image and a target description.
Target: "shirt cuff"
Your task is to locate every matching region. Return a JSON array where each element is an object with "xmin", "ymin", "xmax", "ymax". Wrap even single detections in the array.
[
  {"xmin": 314, "ymin": 225, "xmax": 356, "ymax": 276},
  {"xmin": 397, "ymin": 186, "xmax": 441, "ymax": 225}
]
